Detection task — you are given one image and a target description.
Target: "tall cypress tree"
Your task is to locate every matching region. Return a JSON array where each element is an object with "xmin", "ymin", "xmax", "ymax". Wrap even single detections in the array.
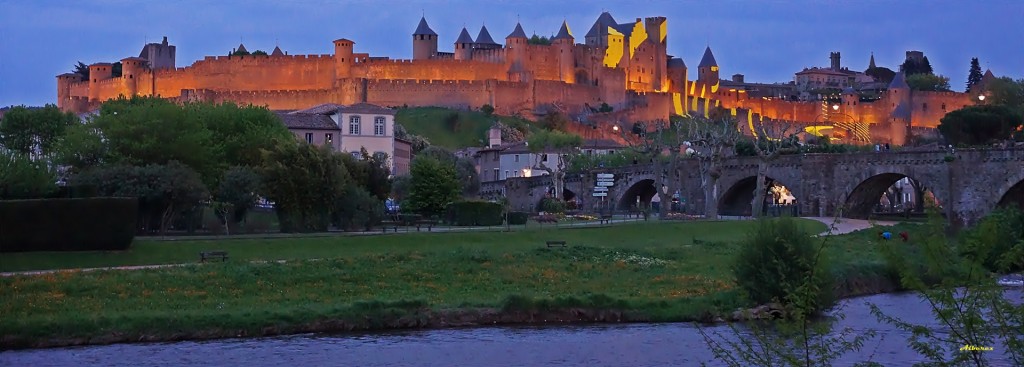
[{"xmin": 967, "ymin": 57, "xmax": 983, "ymax": 91}]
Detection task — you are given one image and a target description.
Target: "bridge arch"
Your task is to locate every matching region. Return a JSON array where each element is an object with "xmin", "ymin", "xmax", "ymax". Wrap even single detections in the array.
[
  {"xmin": 718, "ymin": 176, "xmax": 799, "ymax": 217},
  {"xmin": 997, "ymin": 176, "xmax": 1024, "ymax": 210},
  {"xmin": 616, "ymin": 178, "xmax": 658, "ymax": 210},
  {"xmin": 843, "ymin": 172, "xmax": 943, "ymax": 219}
]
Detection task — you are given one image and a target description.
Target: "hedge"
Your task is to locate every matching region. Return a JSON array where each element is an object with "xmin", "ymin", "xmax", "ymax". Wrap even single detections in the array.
[
  {"xmin": 447, "ymin": 201, "xmax": 503, "ymax": 226},
  {"xmin": 507, "ymin": 211, "xmax": 530, "ymax": 225},
  {"xmin": 0, "ymin": 198, "xmax": 138, "ymax": 252}
]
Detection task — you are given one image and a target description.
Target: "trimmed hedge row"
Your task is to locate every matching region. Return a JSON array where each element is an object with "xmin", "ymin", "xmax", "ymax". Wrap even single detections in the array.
[
  {"xmin": 507, "ymin": 211, "xmax": 530, "ymax": 225},
  {"xmin": 446, "ymin": 201, "xmax": 503, "ymax": 226},
  {"xmin": 0, "ymin": 198, "xmax": 138, "ymax": 252}
]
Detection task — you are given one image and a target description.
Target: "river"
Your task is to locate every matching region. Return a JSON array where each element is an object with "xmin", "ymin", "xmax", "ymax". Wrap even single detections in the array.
[{"xmin": 2, "ymin": 290, "xmax": 1021, "ymax": 367}]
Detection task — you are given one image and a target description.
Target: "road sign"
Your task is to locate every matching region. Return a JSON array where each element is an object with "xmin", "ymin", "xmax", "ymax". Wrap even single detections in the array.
[
  {"xmin": 596, "ymin": 173, "xmax": 614, "ymax": 179},
  {"xmin": 593, "ymin": 187, "xmax": 608, "ymax": 192},
  {"xmin": 596, "ymin": 181, "xmax": 614, "ymax": 187},
  {"xmin": 592, "ymin": 192, "xmax": 608, "ymax": 197}
]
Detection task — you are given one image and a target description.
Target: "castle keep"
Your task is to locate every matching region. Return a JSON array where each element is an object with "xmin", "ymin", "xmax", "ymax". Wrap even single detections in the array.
[{"xmin": 57, "ymin": 13, "xmax": 986, "ymax": 144}]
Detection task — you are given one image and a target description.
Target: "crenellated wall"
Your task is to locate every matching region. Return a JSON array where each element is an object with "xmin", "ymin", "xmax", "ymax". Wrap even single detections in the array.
[
  {"xmin": 358, "ymin": 58, "xmax": 506, "ymax": 81},
  {"xmin": 365, "ymin": 79, "xmax": 492, "ymax": 109}
]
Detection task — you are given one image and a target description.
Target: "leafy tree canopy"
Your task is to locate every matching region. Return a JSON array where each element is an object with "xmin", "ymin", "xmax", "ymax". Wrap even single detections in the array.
[
  {"xmin": 906, "ymin": 73, "xmax": 951, "ymax": 92},
  {"xmin": 0, "ymin": 104, "xmax": 78, "ymax": 157},
  {"xmin": 938, "ymin": 104, "xmax": 1022, "ymax": 146},
  {"xmin": 405, "ymin": 156, "xmax": 459, "ymax": 217},
  {"xmin": 528, "ymin": 35, "xmax": 551, "ymax": 45}
]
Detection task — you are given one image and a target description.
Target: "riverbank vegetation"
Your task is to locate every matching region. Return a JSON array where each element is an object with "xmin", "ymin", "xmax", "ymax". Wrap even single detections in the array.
[{"xmin": 1, "ymin": 218, "xmax": 908, "ymax": 350}]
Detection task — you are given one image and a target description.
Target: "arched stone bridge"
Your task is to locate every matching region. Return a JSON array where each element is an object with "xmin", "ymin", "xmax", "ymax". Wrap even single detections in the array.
[{"xmin": 479, "ymin": 148, "xmax": 1024, "ymax": 228}]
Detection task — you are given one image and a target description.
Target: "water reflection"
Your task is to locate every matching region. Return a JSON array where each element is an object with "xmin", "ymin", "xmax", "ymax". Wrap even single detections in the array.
[{"xmin": 2, "ymin": 290, "xmax": 1020, "ymax": 367}]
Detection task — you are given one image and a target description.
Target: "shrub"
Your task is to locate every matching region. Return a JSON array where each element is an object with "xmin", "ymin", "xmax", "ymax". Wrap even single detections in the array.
[
  {"xmin": 507, "ymin": 211, "xmax": 529, "ymax": 225},
  {"xmin": 481, "ymin": 104, "xmax": 495, "ymax": 116},
  {"xmin": 446, "ymin": 201, "xmax": 503, "ymax": 226},
  {"xmin": 539, "ymin": 198, "xmax": 566, "ymax": 213},
  {"xmin": 0, "ymin": 198, "xmax": 137, "ymax": 252},
  {"xmin": 958, "ymin": 206, "xmax": 1024, "ymax": 273},
  {"xmin": 332, "ymin": 185, "xmax": 385, "ymax": 231},
  {"xmin": 733, "ymin": 217, "xmax": 835, "ymax": 315}
]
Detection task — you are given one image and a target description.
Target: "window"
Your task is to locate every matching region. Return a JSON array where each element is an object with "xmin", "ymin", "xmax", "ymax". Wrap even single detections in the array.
[
  {"xmin": 349, "ymin": 116, "xmax": 361, "ymax": 135},
  {"xmin": 304, "ymin": 133, "xmax": 313, "ymax": 144},
  {"xmin": 514, "ymin": 154, "xmax": 520, "ymax": 162},
  {"xmin": 493, "ymin": 168, "xmax": 499, "ymax": 181},
  {"xmin": 922, "ymin": 103, "xmax": 928, "ymax": 112},
  {"xmin": 504, "ymin": 170, "xmax": 509, "ymax": 179},
  {"xmin": 325, "ymin": 133, "xmax": 333, "ymax": 144},
  {"xmin": 541, "ymin": 154, "xmax": 549, "ymax": 162},
  {"xmin": 941, "ymin": 103, "xmax": 947, "ymax": 111},
  {"xmin": 374, "ymin": 117, "xmax": 386, "ymax": 136}
]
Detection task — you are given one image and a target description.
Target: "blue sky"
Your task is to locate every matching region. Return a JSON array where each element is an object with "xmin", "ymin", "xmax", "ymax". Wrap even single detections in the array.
[{"xmin": 1, "ymin": 0, "xmax": 1021, "ymax": 107}]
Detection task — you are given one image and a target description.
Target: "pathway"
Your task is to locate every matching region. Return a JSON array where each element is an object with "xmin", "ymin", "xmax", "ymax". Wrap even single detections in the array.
[{"xmin": 803, "ymin": 217, "xmax": 900, "ymax": 236}]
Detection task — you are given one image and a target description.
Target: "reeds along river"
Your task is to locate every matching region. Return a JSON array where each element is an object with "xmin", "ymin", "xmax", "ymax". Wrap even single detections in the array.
[{"xmin": 2, "ymin": 290, "xmax": 1021, "ymax": 367}]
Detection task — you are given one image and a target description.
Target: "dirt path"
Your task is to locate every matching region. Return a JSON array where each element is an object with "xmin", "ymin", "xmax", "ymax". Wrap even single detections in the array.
[{"xmin": 804, "ymin": 217, "xmax": 899, "ymax": 236}]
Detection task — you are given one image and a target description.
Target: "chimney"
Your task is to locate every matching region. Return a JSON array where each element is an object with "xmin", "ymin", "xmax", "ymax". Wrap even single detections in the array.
[{"xmin": 488, "ymin": 126, "xmax": 502, "ymax": 147}]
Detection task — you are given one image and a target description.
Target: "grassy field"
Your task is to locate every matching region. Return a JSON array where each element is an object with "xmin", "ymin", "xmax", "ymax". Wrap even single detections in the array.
[
  {"xmin": 2, "ymin": 219, "xmax": 924, "ymax": 348},
  {"xmin": 394, "ymin": 107, "xmax": 538, "ymax": 149}
]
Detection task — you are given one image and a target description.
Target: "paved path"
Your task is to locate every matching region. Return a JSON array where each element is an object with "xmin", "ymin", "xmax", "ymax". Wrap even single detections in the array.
[{"xmin": 804, "ymin": 217, "xmax": 900, "ymax": 235}]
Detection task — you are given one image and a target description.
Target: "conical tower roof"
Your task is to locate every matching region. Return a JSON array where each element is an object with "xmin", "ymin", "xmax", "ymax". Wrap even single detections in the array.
[
  {"xmin": 585, "ymin": 12, "xmax": 617, "ymax": 38},
  {"xmin": 475, "ymin": 25, "xmax": 498, "ymax": 45},
  {"xmin": 553, "ymin": 21, "xmax": 573, "ymax": 40},
  {"xmin": 888, "ymin": 72, "xmax": 909, "ymax": 90},
  {"xmin": 507, "ymin": 22, "xmax": 527, "ymax": 39},
  {"xmin": 698, "ymin": 46, "xmax": 717, "ymax": 68},
  {"xmin": 456, "ymin": 27, "xmax": 474, "ymax": 44},
  {"xmin": 868, "ymin": 53, "xmax": 876, "ymax": 70},
  {"xmin": 413, "ymin": 17, "xmax": 437, "ymax": 36},
  {"xmin": 236, "ymin": 43, "xmax": 248, "ymax": 53}
]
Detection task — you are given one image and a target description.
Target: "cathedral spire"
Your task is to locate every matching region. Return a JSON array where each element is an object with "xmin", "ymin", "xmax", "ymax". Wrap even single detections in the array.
[{"xmin": 868, "ymin": 52, "xmax": 876, "ymax": 70}]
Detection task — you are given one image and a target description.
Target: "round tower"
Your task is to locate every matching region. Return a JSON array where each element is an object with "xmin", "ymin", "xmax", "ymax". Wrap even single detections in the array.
[
  {"xmin": 120, "ymin": 57, "xmax": 146, "ymax": 97},
  {"xmin": 454, "ymin": 27, "xmax": 474, "ymax": 61},
  {"xmin": 504, "ymin": 22, "xmax": 528, "ymax": 68},
  {"xmin": 412, "ymin": 17, "xmax": 438, "ymax": 60},
  {"xmin": 553, "ymin": 21, "xmax": 576, "ymax": 84},
  {"xmin": 56, "ymin": 73, "xmax": 82, "ymax": 111},
  {"xmin": 88, "ymin": 63, "xmax": 113, "ymax": 101},
  {"xmin": 333, "ymin": 39, "xmax": 354, "ymax": 80}
]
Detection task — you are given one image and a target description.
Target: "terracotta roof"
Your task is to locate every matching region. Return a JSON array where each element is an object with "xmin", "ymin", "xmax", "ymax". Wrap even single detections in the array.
[
  {"xmin": 271, "ymin": 46, "xmax": 284, "ymax": 56},
  {"xmin": 277, "ymin": 112, "xmax": 339, "ymax": 130},
  {"xmin": 333, "ymin": 38, "xmax": 355, "ymax": 44},
  {"xmin": 475, "ymin": 25, "xmax": 499, "ymax": 45},
  {"xmin": 553, "ymin": 21, "xmax": 573, "ymax": 40},
  {"xmin": 120, "ymin": 57, "xmax": 148, "ymax": 62},
  {"xmin": 507, "ymin": 22, "xmax": 527, "ymax": 39},
  {"xmin": 413, "ymin": 17, "xmax": 437, "ymax": 36},
  {"xmin": 581, "ymin": 139, "xmax": 622, "ymax": 149},
  {"xmin": 795, "ymin": 67, "xmax": 854, "ymax": 76},
  {"xmin": 456, "ymin": 28, "xmax": 474, "ymax": 44},
  {"xmin": 338, "ymin": 103, "xmax": 396, "ymax": 115},
  {"xmin": 698, "ymin": 46, "xmax": 717, "ymax": 68},
  {"xmin": 89, "ymin": 62, "xmax": 113, "ymax": 67},
  {"xmin": 888, "ymin": 72, "xmax": 909, "ymax": 90},
  {"xmin": 294, "ymin": 103, "xmax": 343, "ymax": 115},
  {"xmin": 585, "ymin": 12, "xmax": 617, "ymax": 38}
]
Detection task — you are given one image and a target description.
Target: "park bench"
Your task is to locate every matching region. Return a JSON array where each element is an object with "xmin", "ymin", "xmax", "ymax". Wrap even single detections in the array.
[
  {"xmin": 546, "ymin": 240, "xmax": 566, "ymax": 248},
  {"xmin": 414, "ymin": 220, "xmax": 438, "ymax": 232},
  {"xmin": 380, "ymin": 220, "xmax": 400, "ymax": 233},
  {"xmin": 599, "ymin": 214, "xmax": 613, "ymax": 224},
  {"xmin": 199, "ymin": 251, "xmax": 229, "ymax": 263}
]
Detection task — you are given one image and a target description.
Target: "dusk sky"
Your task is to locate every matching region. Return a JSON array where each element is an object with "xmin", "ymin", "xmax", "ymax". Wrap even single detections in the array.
[{"xmin": 1, "ymin": 0, "xmax": 1021, "ymax": 108}]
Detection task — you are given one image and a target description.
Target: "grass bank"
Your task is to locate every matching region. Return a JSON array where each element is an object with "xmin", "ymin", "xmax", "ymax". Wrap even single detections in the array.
[
  {"xmin": 394, "ymin": 107, "xmax": 537, "ymax": 149},
  {"xmin": 1, "ymin": 219, "xmax": 917, "ymax": 350}
]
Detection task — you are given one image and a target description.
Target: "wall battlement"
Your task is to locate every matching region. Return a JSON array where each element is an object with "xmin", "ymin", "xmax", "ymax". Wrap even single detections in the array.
[{"xmin": 365, "ymin": 78, "xmax": 491, "ymax": 87}]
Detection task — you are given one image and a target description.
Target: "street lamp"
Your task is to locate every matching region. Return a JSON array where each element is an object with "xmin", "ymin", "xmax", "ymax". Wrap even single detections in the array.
[
  {"xmin": 832, "ymin": 104, "xmax": 840, "ymax": 111},
  {"xmin": 978, "ymin": 95, "xmax": 986, "ymax": 101},
  {"xmin": 612, "ymin": 125, "xmax": 620, "ymax": 132}
]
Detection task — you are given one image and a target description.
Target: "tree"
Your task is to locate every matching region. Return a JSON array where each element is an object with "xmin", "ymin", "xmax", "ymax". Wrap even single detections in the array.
[
  {"xmin": 967, "ymin": 57, "xmax": 983, "ymax": 91},
  {"xmin": 901, "ymin": 56, "xmax": 934, "ymax": 76},
  {"xmin": 189, "ymin": 102, "xmax": 293, "ymax": 170},
  {"xmin": 0, "ymin": 152, "xmax": 57, "ymax": 199},
  {"xmin": 73, "ymin": 162, "xmax": 209, "ymax": 234},
  {"xmin": 619, "ymin": 118, "xmax": 683, "ymax": 219},
  {"xmin": 528, "ymin": 34, "xmax": 551, "ymax": 45},
  {"xmin": 260, "ymin": 143, "xmax": 349, "ymax": 232},
  {"xmin": 682, "ymin": 115, "xmax": 741, "ymax": 219},
  {"xmin": 73, "ymin": 61, "xmax": 89, "ymax": 80},
  {"xmin": 215, "ymin": 166, "xmax": 262, "ymax": 225},
  {"xmin": 231, "ymin": 49, "xmax": 251, "ymax": 56},
  {"xmin": 906, "ymin": 73, "xmax": 952, "ymax": 92},
  {"xmin": 985, "ymin": 77, "xmax": 1024, "ymax": 116},
  {"xmin": 865, "ymin": 66, "xmax": 896, "ymax": 85},
  {"xmin": 871, "ymin": 209, "xmax": 1024, "ymax": 366},
  {"xmin": 418, "ymin": 146, "xmax": 478, "ymax": 197},
  {"xmin": 390, "ymin": 174, "xmax": 411, "ymax": 203},
  {"xmin": 251, "ymin": 50, "xmax": 268, "ymax": 56},
  {"xmin": 527, "ymin": 129, "xmax": 582, "ymax": 204},
  {"xmin": 394, "ymin": 123, "xmax": 431, "ymax": 154},
  {"xmin": 539, "ymin": 112, "xmax": 569, "ymax": 131},
  {"xmin": 405, "ymin": 156, "xmax": 460, "ymax": 217},
  {"xmin": 747, "ymin": 121, "xmax": 799, "ymax": 218},
  {"xmin": 0, "ymin": 105, "xmax": 79, "ymax": 158},
  {"xmin": 481, "ymin": 104, "xmax": 495, "ymax": 116},
  {"xmin": 938, "ymin": 105, "xmax": 1022, "ymax": 146}
]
